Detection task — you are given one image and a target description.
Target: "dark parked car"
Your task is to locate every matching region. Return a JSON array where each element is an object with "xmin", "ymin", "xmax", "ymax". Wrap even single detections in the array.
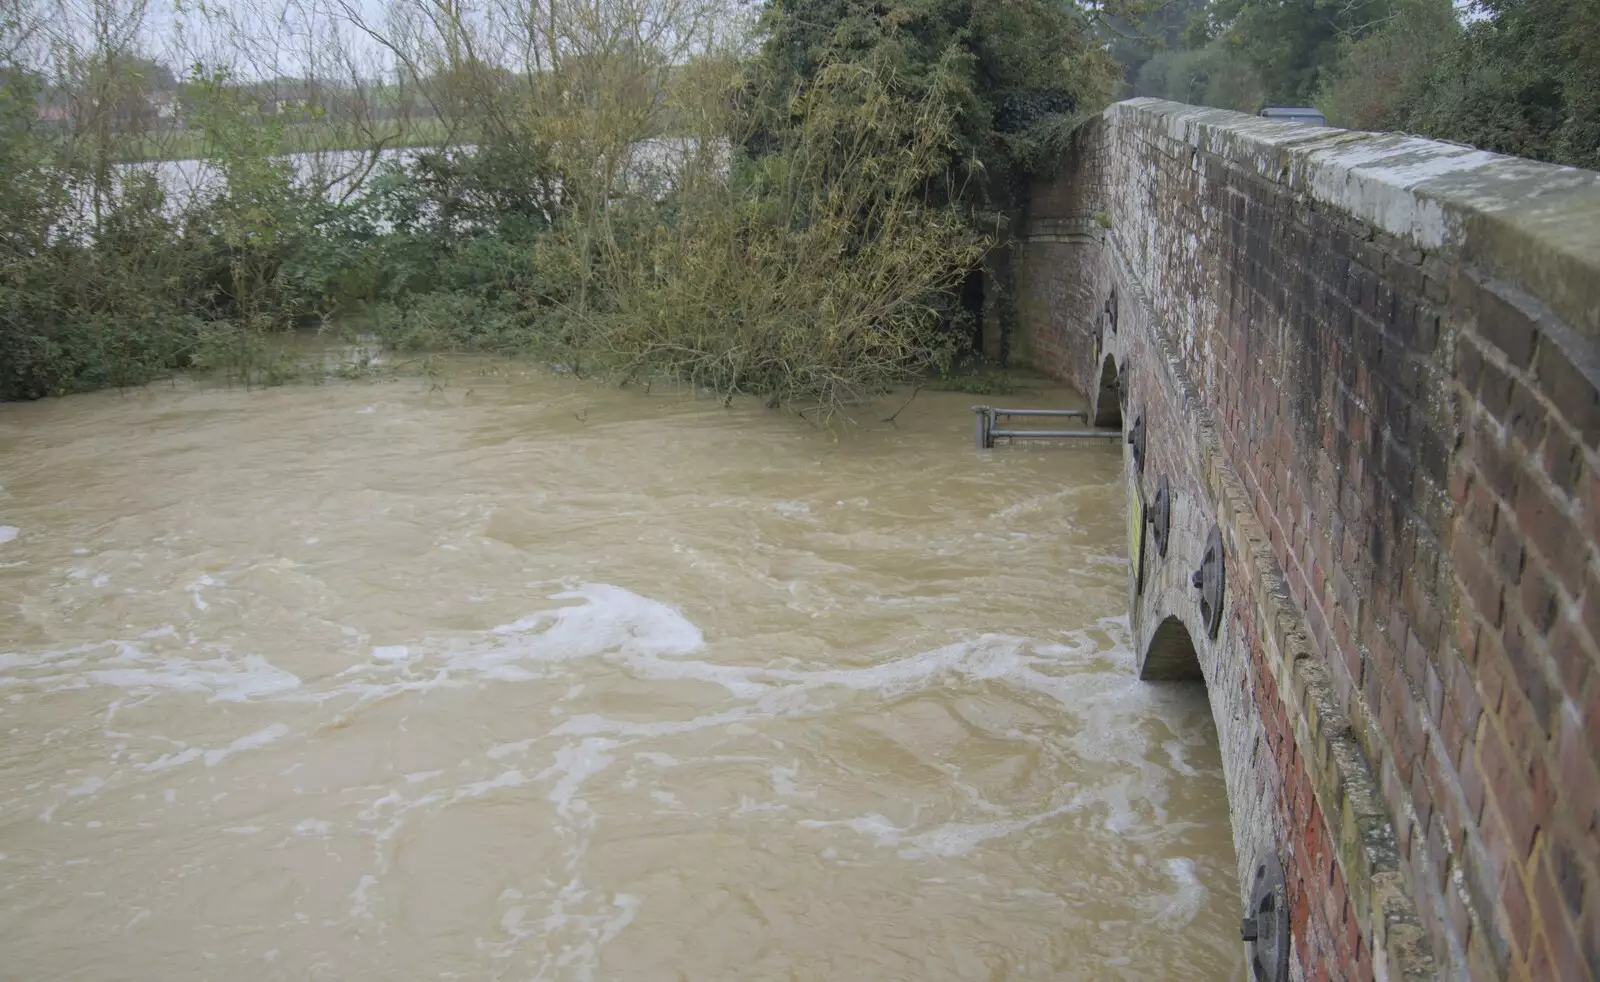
[{"xmin": 1257, "ymin": 106, "xmax": 1327, "ymax": 126}]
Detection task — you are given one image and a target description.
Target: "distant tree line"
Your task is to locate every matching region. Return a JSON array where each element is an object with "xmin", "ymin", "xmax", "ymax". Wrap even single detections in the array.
[{"xmin": 1112, "ymin": 0, "xmax": 1598, "ymax": 170}]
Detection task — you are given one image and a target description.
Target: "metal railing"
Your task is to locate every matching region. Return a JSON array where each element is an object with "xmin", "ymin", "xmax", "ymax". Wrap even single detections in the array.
[{"xmin": 972, "ymin": 405, "xmax": 1122, "ymax": 448}]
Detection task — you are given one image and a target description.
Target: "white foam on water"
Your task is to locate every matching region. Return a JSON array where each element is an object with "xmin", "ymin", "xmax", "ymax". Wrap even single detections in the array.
[
  {"xmin": 91, "ymin": 654, "xmax": 301, "ymax": 702},
  {"xmin": 523, "ymin": 885, "xmax": 642, "ymax": 982},
  {"xmin": 1153, "ymin": 857, "xmax": 1207, "ymax": 926},
  {"xmin": 487, "ymin": 739, "xmax": 535, "ymax": 760},
  {"xmin": 1084, "ymin": 553, "xmax": 1131, "ymax": 568},
  {"xmin": 1165, "ymin": 740, "xmax": 1200, "ymax": 777},
  {"xmin": 293, "ymin": 818, "xmax": 333, "ymax": 836},
  {"xmin": 901, "ymin": 806, "xmax": 1076, "ymax": 859},
  {"xmin": 371, "ymin": 645, "xmax": 409, "ymax": 662},
  {"xmin": 801, "ymin": 800, "xmax": 1082, "ymax": 860},
  {"xmin": 187, "ymin": 574, "xmax": 219, "ymax": 612},
  {"xmin": 204, "ymin": 723, "xmax": 290, "ymax": 768},
  {"xmin": 348, "ymin": 874, "xmax": 379, "ymax": 918},
  {"xmin": 538, "ymin": 738, "xmax": 617, "ymax": 817},
  {"xmin": 800, "ymin": 812, "xmax": 901, "ymax": 845},
  {"xmin": 317, "ymin": 588, "xmax": 1142, "ymax": 745},
  {"xmin": 486, "ymin": 585, "xmax": 703, "ymax": 658},
  {"xmin": 990, "ymin": 487, "xmax": 1090, "ymax": 522},
  {"xmin": 770, "ymin": 763, "xmax": 806, "ymax": 797},
  {"xmin": 0, "ymin": 527, "xmax": 18, "ymax": 544},
  {"xmin": 67, "ymin": 776, "xmax": 105, "ymax": 797},
  {"xmin": 140, "ymin": 748, "xmax": 203, "ymax": 773},
  {"xmin": 1, "ymin": 637, "xmax": 301, "ymax": 702},
  {"xmin": 451, "ymin": 769, "xmax": 528, "ymax": 802}
]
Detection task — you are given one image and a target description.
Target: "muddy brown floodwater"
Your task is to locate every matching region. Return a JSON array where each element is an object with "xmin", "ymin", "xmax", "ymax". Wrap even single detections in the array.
[{"xmin": 0, "ymin": 361, "xmax": 1241, "ymax": 981}]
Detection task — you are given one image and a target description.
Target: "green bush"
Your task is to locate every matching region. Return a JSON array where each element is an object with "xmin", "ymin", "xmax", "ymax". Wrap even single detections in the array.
[{"xmin": 1316, "ymin": 0, "xmax": 1462, "ymax": 131}]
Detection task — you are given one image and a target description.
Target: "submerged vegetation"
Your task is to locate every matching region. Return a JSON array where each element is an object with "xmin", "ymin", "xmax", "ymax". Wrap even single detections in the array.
[{"xmin": 0, "ymin": 0, "xmax": 1113, "ymax": 411}]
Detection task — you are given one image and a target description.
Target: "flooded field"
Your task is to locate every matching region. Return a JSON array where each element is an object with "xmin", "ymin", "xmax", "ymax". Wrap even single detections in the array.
[{"xmin": 0, "ymin": 363, "xmax": 1240, "ymax": 980}]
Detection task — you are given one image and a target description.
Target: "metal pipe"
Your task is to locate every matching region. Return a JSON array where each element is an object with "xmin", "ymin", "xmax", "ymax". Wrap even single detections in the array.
[
  {"xmin": 973, "ymin": 405, "xmax": 990, "ymax": 449},
  {"xmin": 988, "ymin": 429, "xmax": 1122, "ymax": 439},
  {"xmin": 990, "ymin": 408, "xmax": 1089, "ymax": 419}
]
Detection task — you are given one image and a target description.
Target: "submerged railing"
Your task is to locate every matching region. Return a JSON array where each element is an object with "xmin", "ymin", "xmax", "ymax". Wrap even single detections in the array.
[{"xmin": 971, "ymin": 406, "xmax": 1122, "ymax": 448}]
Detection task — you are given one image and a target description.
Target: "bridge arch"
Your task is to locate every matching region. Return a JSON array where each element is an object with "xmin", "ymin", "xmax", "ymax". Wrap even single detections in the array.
[
  {"xmin": 1138, "ymin": 613, "xmax": 1203, "ymax": 681},
  {"xmin": 1092, "ymin": 354, "xmax": 1121, "ymax": 429}
]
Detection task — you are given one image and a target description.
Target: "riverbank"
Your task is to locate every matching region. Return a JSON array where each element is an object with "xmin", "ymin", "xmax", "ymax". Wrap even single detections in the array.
[{"xmin": 105, "ymin": 117, "xmax": 460, "ymax": 164}]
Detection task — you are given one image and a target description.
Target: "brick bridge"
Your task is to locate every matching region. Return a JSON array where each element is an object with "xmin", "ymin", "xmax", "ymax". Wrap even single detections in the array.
[{"xmin": 1009, "ymin": 100, "xmax": 1600, "ymax": 980}]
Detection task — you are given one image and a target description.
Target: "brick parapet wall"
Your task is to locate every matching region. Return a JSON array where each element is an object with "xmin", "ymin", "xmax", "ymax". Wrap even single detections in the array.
[
  {"xmin": 1106, "ymin": 224, "xmax": 1432, "ymax": 982},
  {"xmin": 1018, "ymin": 99, "xmax": 1600, "ymax": 980},
  {"xmin": 1013, "ymin": 122, "xmax": 1110, "ymax": 399}
]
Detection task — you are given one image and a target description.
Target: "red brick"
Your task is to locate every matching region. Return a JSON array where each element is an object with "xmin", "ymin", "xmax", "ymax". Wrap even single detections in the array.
[
  {"xmin": 1540, "ymin": 422, "xmax": 1585, "ymax": 494},
  {"xmin": 1453, "ymin": 466, "xmax": 1475, "ymax": 508},
  {"xmin": 1448, "ymin": 885, "xmax": 1473, "ymax": 949},
  {"xmin": 1476, "ymin": 630, "xmax": 1515, "ymax": 715},
  {"xmin": 1515, "ymin": 559, "xmax": 1561, "ymax": 636},
  {"xmin": 1555, "ymin": 709, "xmax": 1600, "ymax": 837},
  {"xmin": 1441, "ymin": 694, "xmax": 1471, "ymax": 772},
  {"xmin": 1426, "ymin": 813, "xmax": 1451, "ymax": 892},
  {"xmin": 1460, "ymin": 738, "xmax": 1488, "ymax": 824},
  {"xmin": 1491, "ymin": 508, "xmax": 1528, "ymax": 583},
  {"xmin": 1516, "ymin": 475, "xmax": 1587, "ymax": 589},
  {"xmin": 1544, "ymin": 831, "xmax": 1590, "ymax": 921},
  {"xmin": 1527, "ymin": 932, "xmax": 1556, "ymax": 982},
  {"xmin": 1498, "ymin": 658, "xmax": 1549, "ymax": 760},
  {"xmin": 1424, "ymin": 654, "xmax": 1445, "ymax": 719},
  {"xmin": 1458, "ymin": 613, "xmax": 1483, "ymax": 667},
  {"xmin": 1534, "ymin": 332, "xmax": 1600, "ymax": 446},
  {"xmin": 1475, "ymin": 419, "xmax": 1526, "ymax": 502},
  {"xmin": 1480, "ymin": 714, "xmax": 1539, "ymax": 861},
  {"xmin": 1532, "ymin": 856, "xmax": 1588, "ymax": 980},
  {"xmin": 1500, "ymin": 868, "xmax": 1534, "ymax": 960},
  {"xmin": 1477, "ymin": 287, "xmax": 1538, "ymax": 369},
  {"xmin": 1481, "ymin": 358, "xmax": 1517, "ymax": 418},
  {"xmin": 1466, "ymin": 482, "xmax": 1500, "ymax": 539},
  {"xmin": 1454, "ymin": 530, "xmax": 1506, "ymax": 628},
  {"xmin": 1547, "ymin": 617, "xmax": 1593, "ymax": 698},
  {"xmin": 1451, "ymin": 654, "xmax": 1485, "ymax": 737},
  {"xmin": 1583, "ymin": 567, "xmax": 1600, "ymax": 655}
]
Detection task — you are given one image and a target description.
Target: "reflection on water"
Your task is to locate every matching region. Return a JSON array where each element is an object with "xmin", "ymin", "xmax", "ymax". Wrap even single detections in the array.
[{"xmin": 0, "ymin": 362, "xmax": 1240, "ymax": 980}]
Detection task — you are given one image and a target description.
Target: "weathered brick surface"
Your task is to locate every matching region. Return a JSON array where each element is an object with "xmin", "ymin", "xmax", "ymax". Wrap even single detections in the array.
[{"xmin": 1016, "ymin": 99, "xmax": 1600, "ymax": 981}]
